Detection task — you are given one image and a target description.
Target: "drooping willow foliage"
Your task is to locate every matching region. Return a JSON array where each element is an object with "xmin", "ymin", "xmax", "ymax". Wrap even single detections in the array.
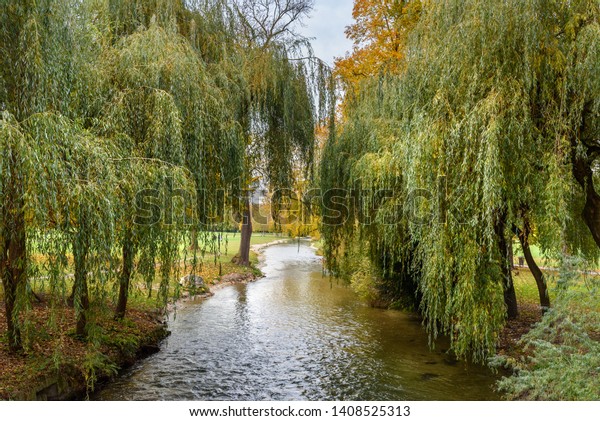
[
  {"xmin": 0, "ymin": 0, "xmax": 120, "ymax": 349},
  {"xmin": 0, "ymin": 0, "xmax": 331, "ymax": 353},
  {"xmin": 322, "ymin": 0, "xmax": 600, "ymax": 361}
]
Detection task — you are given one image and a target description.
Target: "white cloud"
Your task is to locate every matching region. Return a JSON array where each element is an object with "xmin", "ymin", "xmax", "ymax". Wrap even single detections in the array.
[{"xmin": 299, "ymin": 0, "xmax": 354, "ymax": 67}]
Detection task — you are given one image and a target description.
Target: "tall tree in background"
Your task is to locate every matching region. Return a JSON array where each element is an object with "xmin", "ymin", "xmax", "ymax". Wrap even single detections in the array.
[
  {"xmin": 230, "ymin": 0, "xmax": 330, "ymax": 266},
  {"xmin": 335, "ymin": 0, "xmax": 421, "ymax": 92}
]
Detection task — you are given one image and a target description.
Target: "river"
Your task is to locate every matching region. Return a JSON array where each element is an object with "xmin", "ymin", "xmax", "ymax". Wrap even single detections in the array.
[{"xmin": 96, "ymin": 241, "xmax": 499, "ymax": 401}]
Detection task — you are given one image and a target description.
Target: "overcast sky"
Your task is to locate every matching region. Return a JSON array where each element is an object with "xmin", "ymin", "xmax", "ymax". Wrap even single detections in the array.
[{"xmin": 298, "ymin": 0, "xmax": 355, "ymax": 67}]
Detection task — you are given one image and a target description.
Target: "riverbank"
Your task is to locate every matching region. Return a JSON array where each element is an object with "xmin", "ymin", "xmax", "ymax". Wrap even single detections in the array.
[
  {"xmin": 0, "ymin": 301, "xmax": 169, "ymax": 400},
  {"xmin": 172, "ymin": 238, "xmax": 292, "ymax": 306},
  {"xmin": 0, "ymin": 236, "xmax": 290, "ymax": 401}
]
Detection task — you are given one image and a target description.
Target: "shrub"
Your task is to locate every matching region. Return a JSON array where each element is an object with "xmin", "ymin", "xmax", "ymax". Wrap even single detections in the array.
[{"xmin": 491, "ymin": 261, "xmax": 599, "ymax": 400}]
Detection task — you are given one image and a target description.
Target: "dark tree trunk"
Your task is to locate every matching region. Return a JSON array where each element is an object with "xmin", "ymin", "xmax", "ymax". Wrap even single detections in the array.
[
  {"xmin": 2, "ymin": 273, "xmax": 22, "ymax": 352},
  {"xmin": 572, "ymin": 113, "xmax": 600, "ymax": 249},
  {"xmin": 508, "ymin": 238, "xmax": 515, "ymax": 270},
  {"xmin": 514, "ymin": 222, "xmax": 550, "ymax": 314},
  {"xmin": 501, "ymin": 261, "xmax": 519, "ymax": 320},
  {"xmin": 2, "ymin": 234, "xmax": 25, "ymax": 352},
  {"xmin": 237, "ymin": 197, "xmax": 253, "ymax": 267},
  {"xmin": 495, "ymin": 214, "xmax": 519, "ymax": 320},
  {"xmin": 115, "ymin": 230, "xmax": 135, "ymax": 320},
  {"xmin": 72, "ymin": 233, "xmax": 90, "ymax": 339},
  {"xmin": 1, "ymin": 182, "xmax": 27, "ymax": 352},
  {"xmin": 573, "ymin": 155, "xmax": 600, "ymax": 249},
  {"xmin": 67, "ymin": 281, "xmax": 76, "ymax": 307},
  {"xmin": 582, "ymin": 194, "xmax": 600, "ymax": 248}
]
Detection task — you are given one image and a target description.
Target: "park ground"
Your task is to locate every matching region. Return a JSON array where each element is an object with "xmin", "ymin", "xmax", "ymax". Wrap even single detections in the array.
[{"xmin": 0, "ymin": 235, "xmax": 598, "ymax": 400}]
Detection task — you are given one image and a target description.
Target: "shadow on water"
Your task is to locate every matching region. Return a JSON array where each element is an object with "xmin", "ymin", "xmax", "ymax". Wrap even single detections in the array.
[{"xmin": 95, "ymin": 241, "xmax": 500, "ymax": 401}]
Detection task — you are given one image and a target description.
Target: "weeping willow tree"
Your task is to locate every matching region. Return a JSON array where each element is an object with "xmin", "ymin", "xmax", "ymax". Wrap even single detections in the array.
[
  {"xmin": 0, "ymin": 0, "xmax": 120, "ymax": 350},
  {"xmin": 323, "ymin": 0, "xmax": 600, "ymax": 361},
  {"xmin": 100, "ymin": 19, "xmax": 226, "ymax": 319},
  {"xmin": 230, "ymin": 51, "xmax": 321, "ymax": 265},
  {"xmin": 218, "ymin": 0, "xmax": 333, "ymax": 266},
  {"xmin": 94, "ymin": 0, "xmax": 331, "ymax": 276},
  {"xmin": 0, "ymin": 113, "xmax": 120, "ymax": 349},
  {"xmin": 0, "ymin": 0, "xmax": 197, "ymax": 347},
  {"xmin": 320, "ymin": 76, "xmax": 419, "ymax": 306}
]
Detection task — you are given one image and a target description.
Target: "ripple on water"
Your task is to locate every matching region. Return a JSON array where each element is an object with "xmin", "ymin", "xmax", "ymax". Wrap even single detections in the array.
[{"xmin": 95, "ymin": 242, "xmax": 499, "ymax": 401}]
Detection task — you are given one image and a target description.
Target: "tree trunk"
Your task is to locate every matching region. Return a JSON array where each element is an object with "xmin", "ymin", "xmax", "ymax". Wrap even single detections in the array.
[
  {"xmin": 514, "ymin": 223, "xmax": 550, "ymax": 314},
  {"xmin": 501, "ymin": 260, "xmax": 519, "ymax": 320},
  {"xmin": 115, "ymin": 230, "xmax": 135, "ymax": 320},
  {"xmin": 508, "ymin": 237, "xmax": 515, "ymax": 270},
  {"xmin": 190, "ymin": 229, "xmax": 199, "ymax": 252},
  {"xmin": 67, "ymin": 283, "xmax": 76, "ymax": 307},
  {"xmin": 2, "ymin": 273, "xmax": 21, "ymax": 352},
  {"xmin": 571, "ymin": 134, "xmax": 600, "ymax": 249},
  {"xmin": 237, "ymin": 197, "xmax": 253, "ymax": 267},
  {"xmin": 72, "ymin": 234, "xmax": 90, "ymax": 339},
  {"xmin": 1, "ymin": 187, "xmax": 27, "ymax": 352},
  {"xmin": 580, "ymin": 182, "xmax": 600, "ymax": 248},
  {"xmin": 495, "ymin": 214, "xmax": 519, "ymax": 320}
]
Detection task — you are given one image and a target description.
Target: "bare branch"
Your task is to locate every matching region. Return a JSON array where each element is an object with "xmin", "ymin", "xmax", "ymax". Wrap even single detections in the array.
[{"xmin": 231, "ymin": 0, "xmax": 314, "ymax": 48}]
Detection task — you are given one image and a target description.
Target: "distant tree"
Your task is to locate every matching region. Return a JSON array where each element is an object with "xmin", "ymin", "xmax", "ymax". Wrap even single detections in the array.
[
  {"xmin": 232, "ymin": 0, "xmax": 313, "ymax": 49},
  {"xmin": 229, "ymin": 0, "xmax": 331, "ymax": 266},
  {"xmin": 335, "ymin": 0, "xmax": 421, "ymax": 91}
]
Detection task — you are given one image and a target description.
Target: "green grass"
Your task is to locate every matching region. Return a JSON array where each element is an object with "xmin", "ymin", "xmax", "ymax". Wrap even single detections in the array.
[
  {"xmin": 494, "ymin": 268, "xmax": 600, "ymax": 401},
  {"xmin": 182, "ymin": 232, "xmax": 288, "ymax": 264},
  {"xmin": 512, "ymin": 266, "xmax": 599, "ymax": 315},
  {"xmin": 513, "ymin": 242, "xmax": 600, "ymax": 270},
  {"xmin": 513, "ymin": 269, "xmax": 547, "ymax": 303}
]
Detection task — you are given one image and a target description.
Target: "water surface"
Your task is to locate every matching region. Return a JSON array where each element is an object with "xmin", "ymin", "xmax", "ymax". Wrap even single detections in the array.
[{"xmin": 97, "ymin": 242, "xmax": 499, "ymax": 400}]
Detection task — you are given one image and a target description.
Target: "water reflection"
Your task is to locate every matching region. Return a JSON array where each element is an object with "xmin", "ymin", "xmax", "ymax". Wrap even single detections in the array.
[{"xmin": 96, "ymin": 242, "xmax": 499, "ymax": 401}]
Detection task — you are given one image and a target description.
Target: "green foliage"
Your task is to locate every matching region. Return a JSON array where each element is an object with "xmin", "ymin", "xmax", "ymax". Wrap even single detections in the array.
[
  {"xmin": 101, "ymin": 328, "xmax": 140, "ymax": 359},
  {"xmin": 82, "ymin": 349, "xmax": 120, "ymax": 394},
  {"xmin": 492, "ymin": 266, "xmax": 600, "ymax": 401},
  {"xmin": 1, "ymin": 0, "xmax": 328, "ymax": 367},
  {"xmin": 349, "ymin": 251, "xmax": 381, "ymax": 304},
  {"xmin": 322, "ymin": 0, "xmax": 600, "ymax": 361}
]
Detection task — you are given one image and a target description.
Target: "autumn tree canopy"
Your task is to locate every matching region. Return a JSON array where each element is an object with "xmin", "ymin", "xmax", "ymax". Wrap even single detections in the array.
[{"xmin": 334, "ymin": 0, "xmax": 421, "ymax": 92}]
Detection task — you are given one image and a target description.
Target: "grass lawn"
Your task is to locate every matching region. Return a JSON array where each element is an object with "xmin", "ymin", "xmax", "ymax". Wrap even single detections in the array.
[
  {"xmin": 512, "ymin": 242, "xmax": 600, "ymax": 270},
  {"xmin": 3, "ymin": 232, "xmax": 290, "ymax": 309},
  {"xmin": 512, "ymin": 269, "xmax": 550, "ymax": 304},
  {"xmin": 512, "ymin": 266, "xmax": 598, "ymax": 305},
  {"xmin": 511, "ymin": 266, "xmax": 599, "ymax": 333},
  {"xmin": 181, "ymin": 232, "xmax": 288, "ymax": 264}
]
